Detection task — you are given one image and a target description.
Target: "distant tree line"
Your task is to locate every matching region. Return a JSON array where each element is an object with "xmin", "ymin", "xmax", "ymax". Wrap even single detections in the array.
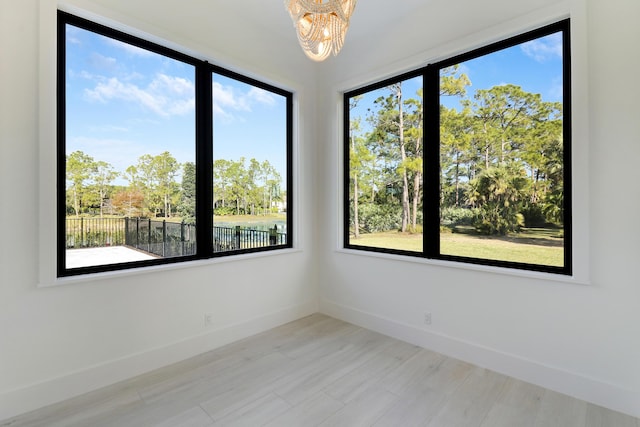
[
  {"xmin": 349, "ymin": 65, "xmax": 564, "ymax": 236},
  {"xmin": 65, "ymin": 151, "xmax": 284, "ymax": 223}
]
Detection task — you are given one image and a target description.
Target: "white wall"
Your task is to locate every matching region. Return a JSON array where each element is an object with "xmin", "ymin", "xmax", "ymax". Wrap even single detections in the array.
[
  {"xmin": 318, "ymin": 0, "xmax": 640, "ymax": 418},
  {"xmin": 0, "ymin": 0, "xmax": 320, "ymax": 419},
  {"xmin": 1, "ymin": 0, "xmax": 639, "ymax": 420}
]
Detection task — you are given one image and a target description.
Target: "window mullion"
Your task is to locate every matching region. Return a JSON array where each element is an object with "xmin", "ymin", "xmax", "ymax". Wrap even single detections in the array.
[
  {"xmin": 424, "ymin": 66, "xmax": 441, "ymax": 259},
  {"xmin": 57, "ymin": 17, "xmax": 68, "ymax": 277},
  {"xmin": 195, "ymin": 64, "xmax": 213, "ymax": 257}
]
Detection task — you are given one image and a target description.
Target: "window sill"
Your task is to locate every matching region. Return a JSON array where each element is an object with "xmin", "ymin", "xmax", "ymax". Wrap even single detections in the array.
[
  {"xmin": 39, "ymin": 247, "xmax": 302, "ymax": 288},
  {"xmin": 335, "ymin": 247, "xmax": 590, "ymax": 286}
]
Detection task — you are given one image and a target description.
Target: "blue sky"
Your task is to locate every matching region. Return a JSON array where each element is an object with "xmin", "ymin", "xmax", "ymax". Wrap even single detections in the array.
[
  {"xmin": 350, "ymin": 31, "xmax": 564, "ymax": 131},
  {"xmin": 65, "ymin": 24, "xmax": 287, "ymax": 186}
]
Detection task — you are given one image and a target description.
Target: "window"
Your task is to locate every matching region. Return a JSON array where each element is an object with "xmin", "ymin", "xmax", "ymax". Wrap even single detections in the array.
[
  {"xmin": 345, "ymin": 20, "xmax": 571, "ymax": 275},
  {"xmin": 58, "ymin": 11, "xmax": 292, "ymax": 277}
]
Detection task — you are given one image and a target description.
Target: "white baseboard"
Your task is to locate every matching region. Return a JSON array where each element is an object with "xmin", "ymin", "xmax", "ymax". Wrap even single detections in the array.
[
  {"xmin": 0, "ymin": 301, "xmax": 317, "ymax": 421},
  {"xmin": 320, "ymin": 298, "xmax": 640, "ymax": 419}
]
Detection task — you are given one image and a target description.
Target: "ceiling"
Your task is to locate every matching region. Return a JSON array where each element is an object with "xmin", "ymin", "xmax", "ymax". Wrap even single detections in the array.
[
  {"xmin": 78, "ymin": 0, "xmax": 564, "ymax": 76},
  {"xmin": 84, "ymin": 0, "xmax": 429, "ymax": 53}
]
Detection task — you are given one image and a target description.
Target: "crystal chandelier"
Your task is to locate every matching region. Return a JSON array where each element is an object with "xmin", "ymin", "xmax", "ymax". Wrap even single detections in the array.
[{"xmin": 284, "ymin": 0, "xmax": 357, "ymax": 62}]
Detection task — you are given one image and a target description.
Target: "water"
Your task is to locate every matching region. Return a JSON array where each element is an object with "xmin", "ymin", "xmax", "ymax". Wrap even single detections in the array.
[{"xmin": 214, "ymin": 220, "xmax": 287, "ymax": 234}]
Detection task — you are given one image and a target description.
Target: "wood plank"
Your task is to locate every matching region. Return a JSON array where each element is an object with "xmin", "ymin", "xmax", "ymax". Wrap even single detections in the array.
[
  {"xmin": 373, "ymin": 385, "xmax": 447, "ymax": 427},
  {"xmin": 0, "ymin": 389, "xmax": 143, "ymax": 427},
  {"xmin": 534, "ymin": 389, "xmax": 587, "ymax": 427},
  {"xmin": 211, "ymin": 393, "xmax": 290, "ymax": 426},
  {"xmin": 153, "ymin": 407, "xmax": 214, "ymax": 427},
  {"xmin": 480, "ymin": 378, "xmax": 545, "ymax": 427},
  {"xmin": 318, "ymin": 387, "xmax": 398, "ymax": 427},
  {"xmin": 271, "ymin": 328, "xmax": 395, "ymax": 406},
  {"xmin": 263, "ymin": 392, "xmax": 343, "ymax": 427},
  {"xmin": 381, "ymin": 349, "xmax": 447, "ymax": 396},
  {"xmin": 426, "ymin": 367, "xmax": 509, "ymax": 427},
  {"xmin": 374, "ymin": 357, "xmax": 474, "ymax": 427},
  {"xmin": 585, "ymin": 403, "xmax": 640, "ymax": 427},
  {"xmin": 324, "ymin": 339, "xmax": 421, "ymax": 403}
]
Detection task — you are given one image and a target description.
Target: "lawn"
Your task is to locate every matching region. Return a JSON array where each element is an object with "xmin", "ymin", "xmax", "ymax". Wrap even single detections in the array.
[
  {"xmin": 350, "ymin": 227, "xmax": 564, "ymax": 267},
  {"xmin": 213, "ymin": 213, "xmax": 287, "ymax": 225}
]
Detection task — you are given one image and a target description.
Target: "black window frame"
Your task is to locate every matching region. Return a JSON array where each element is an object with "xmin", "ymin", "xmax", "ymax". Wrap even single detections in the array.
[
  {"xmin": 343, "ymin": 19, "xmax": 572, "ymax": 275},
  {"xmin": 57, "ymin": 11, "xmax": 293, "ymax": 277}
]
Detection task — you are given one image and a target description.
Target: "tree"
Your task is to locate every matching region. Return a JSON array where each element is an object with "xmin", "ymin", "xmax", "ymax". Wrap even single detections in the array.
[
  {"xmin": 349, "ymin": 95, "xmax": 367, "ymax": 237},
  {"xmin": 177, "ymin": 162, "xmax": 196, "ymax": 223},
  {"xmin": 441, "ymin": 106, "xmax": 473, "ymax": 207},
  {"xmin": 228, "ymin": 158, "xmax": 248, "ymax": 215},
  {"xmin": 66, "ymin": 151, "xmax": 95, "ymax": 217},
  {"xmin": 129, "ymin": 152, "xmax": 180, "ymax": 217},
  {"xmin": 440, "ymin": 65, "xmax": 471, "ymax": 98},
  {"xmin": 469, "ymin": 163, "xmax": 529, "ymax": 235},
  {"xmin": 214, "ymin": 158, "xmax": 233, "ymax": 211},
  {"xmin": 247, "ymin": 158, "xmax": 261, "ymax": 215},
  {"xmin": 112, "ymin": 188, "xmax": 144, "ymax": 217},
  {"xmin": 152, "ymin": 151, "xmax": 180, "ymax": 217},
  {"xmin": 439, "ymin": 66, "xmax": 472, "ymax": 209},
  {"xmin": 261, "ymin": 160, "xmax": 281, "ymax": 215},
  {"xmin": 91, "ymin": 161, "xmax": 118, "ymax": 217},
  {"xmin": 403, "ymin": 89, "xmax": 424, "ymax": 232},
  {"xmin": 370, "ymin": 84, "xmax": 411, "ymax": 232},
  {"xmin": 133, "ymin": 154, "xmax": 157, "ymax": 216}
]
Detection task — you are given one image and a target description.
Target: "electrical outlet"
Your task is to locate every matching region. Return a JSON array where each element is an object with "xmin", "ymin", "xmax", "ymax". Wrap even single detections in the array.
[
  {"xmin": 424, "ymin": 312, "xmax": 432, "ymax": 325},
  {"xmin": 204, "ymin": 313, "xmax": 214, "ymax": 327}
]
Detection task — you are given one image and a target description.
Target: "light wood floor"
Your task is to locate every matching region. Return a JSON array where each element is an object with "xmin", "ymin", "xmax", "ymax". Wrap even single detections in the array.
[{"xmin": 2, "ymin": 314, "xmax": 638, "ymax": 427}]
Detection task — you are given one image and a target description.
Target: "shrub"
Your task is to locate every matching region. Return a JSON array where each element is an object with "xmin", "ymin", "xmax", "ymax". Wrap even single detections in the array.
[
  {"xmin": 357, "ymin": 203, "xmax": 401, "ymax": 233},
  {"xmin": 469, "ymin": 165, "xmax": 529, "ymax": 235},
  {"xmin": 475, "ymin": 211, "xmax": 525, "ymax": 235},
  {"xmin": 521, "ymin": 203, "xmax": 546, "ymax": 227},
  {"xmin": 214, "ymin": 206, "xmax": 236, "ymax": 216},
  {"xmin": 441, "ymin": 207, "xmax": 477, "ymax": 226}
]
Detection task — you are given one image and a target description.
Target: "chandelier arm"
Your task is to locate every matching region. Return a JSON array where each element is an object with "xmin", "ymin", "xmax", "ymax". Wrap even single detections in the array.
[{"xmin": 285, "ymin": 0, "xmax": 357, "ymax": 61}]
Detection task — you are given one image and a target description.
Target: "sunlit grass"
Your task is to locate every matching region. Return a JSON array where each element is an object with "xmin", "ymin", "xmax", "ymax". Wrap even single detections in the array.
[
  {"xmin": 350, "ymin": 227, "xmax": 564, "ymax": 267},
  {"xmin": 67, "ymin": 213, "xmax": 287, "ymax": 224},
  {"xmin": 214, "ymin": 213, "xmax": 287, "ymax": 224}
]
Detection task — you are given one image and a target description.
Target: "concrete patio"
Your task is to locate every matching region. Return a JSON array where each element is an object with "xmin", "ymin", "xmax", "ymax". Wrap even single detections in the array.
[{"xmin": 66, "ymin": 246, "xmax": 157, "ymax": 269}]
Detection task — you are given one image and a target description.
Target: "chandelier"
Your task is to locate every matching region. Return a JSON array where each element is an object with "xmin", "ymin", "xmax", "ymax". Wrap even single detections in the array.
[{"xmin": 284, "ymin": 0, "xmax": 357, "ymax": 62}]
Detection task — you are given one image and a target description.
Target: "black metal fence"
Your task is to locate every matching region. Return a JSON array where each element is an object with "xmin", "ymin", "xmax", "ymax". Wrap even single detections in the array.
[
  {"xmin": 125, "ymin": 218, "xmax": 196, "ymax": 258},
  {"xmin": 66, "ymin": 217, "xmax": 286, "ymax": 256},
  {"xmin": 65, "ymin": 217, "xmax": 126, "ymax": 248},
  {"xmin": 213, "ymin": 225, "xmax": 286, "ymax": 252}
]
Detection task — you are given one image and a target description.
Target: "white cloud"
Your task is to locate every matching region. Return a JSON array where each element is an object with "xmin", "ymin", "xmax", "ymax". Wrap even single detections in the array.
[
  {"xmin": 105, "ymin": 38, "xmax": 155, "ymax": 57},
  {"xmin": 213, "ymin": 81, "xmax": 251, "ymax": 112},
  {"xmin": 521, "ymin": 33, "xmax": 563, "ymax": 62},
  {"xmin": 89, "ymin": 53, "xmax": 117, "ymax": 71},
  {"xmin": 68, "ymin": 69, "xmax": 96, "ymax": 80},
  {"xmin": 248, "ymin": 87, "xmax": 276, "ymax": 106},
  {"xmin": 67, "ymin": 136, "xmax": 142, "ymax": 179},
  {"xmin": 84, "ymin": 74, "xmax": 195, "ymax": 118},
  {"xmin": 150, "ymin": 74, "xmax": 194, "ymax": 97},
  {"xmin": 66, "ymin": 26, "xmax": 82, "ymax": 45},
  {"xmin": 212, "ymin": 82, "xmax": 277, "ymax": 122}
]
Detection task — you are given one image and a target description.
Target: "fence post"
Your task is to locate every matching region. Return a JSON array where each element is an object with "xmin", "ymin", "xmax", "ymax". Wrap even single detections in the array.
[
  {"xmin": 148, "ymin": 218, "xmax": 152, "ymax": 253},
  {"xmin": 180, "ymin": 221, "xmax": 185, "ymax": 256},
  {"xmin": 162, "ymin": 220, "xmax": 167, "ymax": 257},
  {"xmin": 125, "ymin": 217, "xmax": 129, "ymax": 246},
  {"xmin": 235, "ymin": 225, "xmax": 241, "ymax": 249},
  {"xmin": 269, "ymin": 224, "xmax": 278, "ymax": 245}
]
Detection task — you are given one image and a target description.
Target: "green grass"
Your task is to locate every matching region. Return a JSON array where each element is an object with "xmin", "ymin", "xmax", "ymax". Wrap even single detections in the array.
[
  {"xmin": 67, "ymin": 213, "xmax": 287, "ymax": 224},
  {"xmin": 213, "ymin": 213, "xmax": 287, "ymax": 224},
  {"xmin": 350, "ymin": 227, "xmax": 564, "ymax": 267}
]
